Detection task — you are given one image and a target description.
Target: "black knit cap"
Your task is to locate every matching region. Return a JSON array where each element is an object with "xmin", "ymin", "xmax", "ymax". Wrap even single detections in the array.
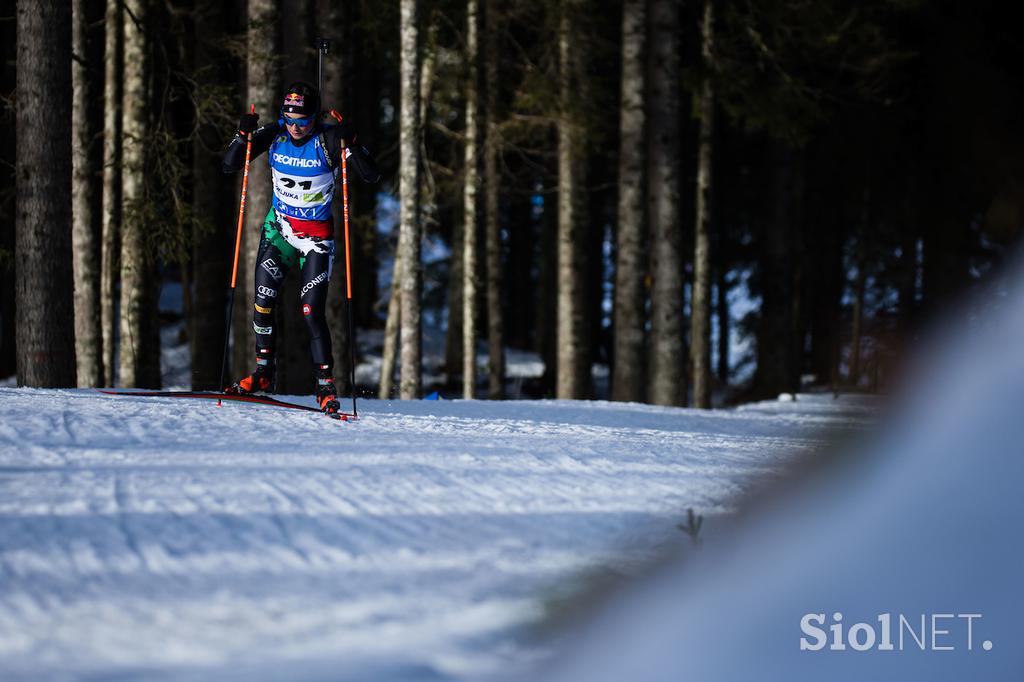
[{"xmin": 281, "ymin": 81, "xmax": 320, "ymax": 116}]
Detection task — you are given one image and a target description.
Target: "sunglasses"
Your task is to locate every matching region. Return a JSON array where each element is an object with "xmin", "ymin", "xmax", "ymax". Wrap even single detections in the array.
[{"xmin": 283, "ymin": 115, "xmax": 313, "ymax": 128}]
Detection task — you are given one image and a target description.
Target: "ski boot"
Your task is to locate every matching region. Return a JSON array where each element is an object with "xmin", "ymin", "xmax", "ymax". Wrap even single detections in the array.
[
  {"xmin": 225, "ymin": 354, "xmax": 275, "ymax": 395},
  {"xmin": 315, "ymin": 364, "xmax": 341, "ymax": 416}
]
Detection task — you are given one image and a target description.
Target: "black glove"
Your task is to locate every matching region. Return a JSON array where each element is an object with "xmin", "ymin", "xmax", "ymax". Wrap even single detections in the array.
[
  {"xmin": 336, "ymin": 121, "xmax": 357, "ymax": 147},
  {"xmin": 238, "ymin": 112, "xmax": 259, "ymax": 137},
  {"xmin": 348, "ymin": 144, "xmax": 382, "ymax": 184}
]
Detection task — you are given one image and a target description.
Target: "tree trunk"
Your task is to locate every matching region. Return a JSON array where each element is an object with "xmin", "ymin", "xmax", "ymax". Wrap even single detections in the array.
[
  {"xmin": 419, "ymin": 19, "xmax": 438, "ymax": 225},
  {"xmin": 715, "ymin": 266, "xmax": 729, "ymax": 383},
  {"xmin": 752, "ymin": 141, "xmax": 799, "ymax": 399},
  {"xmin": 611, "ymin": 0, "xmax": 646, "ymax": 403},
  {"xmin": 806, "ymin": 198, "xmax": 844, "ymax": 390},
  {"xmin": 100, "ymin": 0, "xmax": 122, "ymax": 387},
  {"xmin": 398, "ymin": 0, "xmax": 422, "ymax": 399},
  {"xmin": 849, "ymin": 244, "xmax": 867, "ymax": 387},
  {"xmin": 416, "ymin": 20, "xmax": 446, "ymax": 393},
  {"xmin": 790, "ymin": 158, "xmax": 805, "ymax": 393},
  {"xmin": 444, "ymin": 218, "xmax": 464, "ymax": 388},
  {"xmin": 276, "ymin": 0, "xmax": 312, "ymax": 397},
  {"xmin": 690, "ymin": 0, "xmax": 714, "ymax": 409},
  {"xmin": 462, "ymin": 0, "xmax": 481, "ymax": 399},
  {"xmin": 234, "ymin": 0, "xmax": 280, "ymax": 384},
  {"xmin": 317, "ymin": 0, "xmax": 345, "ymax": 106},
  {"xmin": 647, "ymin": 0, "xmax": 684, "ymax": 407},
  {"xmin": 537, "ymin": 180, "xmax": 558, "ymax": 396},
  {"xmin": 556, "ymin": 0, "xmax": 590, "ymax": 399},
  {"xmin": 0, "ymin": 11, "xmax": 15, "ymax": 380},
  {"xmin": 504, "ymin": 187, "xmax": 534, "ymax": 352},
  {"xmin": 15, "ymin": 0, "xmax": 76, "ymax": 387},
  {"xmin": 280, "ymin": 0, "xmax": 313, "ymax": 85},
  {"xmin": 189, "ymin": 1, "xmax": 230, "ymax": 391},
  {"xmin": 118, "ymin": 0, "xmax": 160, "ymax": 388},
  {"xmin": 320, "ymin": 0, "xmax": 351, "ymax": 396},
  {"xmin": 483, "ymin": 0, "xmax": 504, "ymax": 399},
  {"xmin": 899, "ymin": 216, "xmax": 919, "ymax": 332},
  {"xmin": 72, "ymin": 0, "xmax": 105, "ymax": 387},
  {"xmin": 350, "ymin": 4, "xmax": 379, "ymax": 332},
  {"xmin": 379, "ymin": 249, "xmax": 401, "ymax": 398}
]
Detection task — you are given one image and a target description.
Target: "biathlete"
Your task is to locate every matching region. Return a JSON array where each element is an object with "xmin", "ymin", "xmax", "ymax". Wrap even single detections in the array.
[{"xmin": 221, "ymin": 81, "xmax": 380, "ymax": 414}]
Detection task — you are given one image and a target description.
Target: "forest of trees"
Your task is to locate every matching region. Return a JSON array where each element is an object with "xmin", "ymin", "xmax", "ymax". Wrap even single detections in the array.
[{"xmin": 3, "ymin": 0, "xmax": 1023, "ymax": 405}]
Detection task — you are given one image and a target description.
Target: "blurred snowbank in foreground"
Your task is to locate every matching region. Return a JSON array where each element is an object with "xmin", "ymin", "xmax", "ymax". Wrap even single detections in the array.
[{"xmin": 536, "ymin": 269, "xmax": 1024, "ymax": 682}]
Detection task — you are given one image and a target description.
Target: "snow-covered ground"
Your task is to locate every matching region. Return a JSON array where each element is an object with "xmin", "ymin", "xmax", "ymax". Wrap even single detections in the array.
[{"xmin": 0, "ymin": 389, "xmax": 871, "ymax": 680}]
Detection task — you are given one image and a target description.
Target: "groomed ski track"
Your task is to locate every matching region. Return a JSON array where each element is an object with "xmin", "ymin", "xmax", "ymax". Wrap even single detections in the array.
[{"xmin": 0, "ymin": 388, "xmax": 873, "ymax": 681}]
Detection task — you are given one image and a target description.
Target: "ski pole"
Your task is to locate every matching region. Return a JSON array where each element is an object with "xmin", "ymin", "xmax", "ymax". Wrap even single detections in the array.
[
  {"xmin": 317, "ymin": 38, "xmax": 357, "ymax": 414},
  {"xmin": 339, "ymin": 122, "xmax": 358, "ymax": 418},
  {"xmin": 218, "ymin": 104, "xmax": 256, "ymax": 406},
  {"xmin": 328, "ymin": 109, "xmax": 358, "ymax": 417}
]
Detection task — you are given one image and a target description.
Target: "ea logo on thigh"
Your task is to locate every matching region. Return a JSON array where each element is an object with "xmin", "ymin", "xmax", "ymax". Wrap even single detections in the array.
[{"xmin": 302, "ymin": 303, "xmax": 311, "ymax": 316}]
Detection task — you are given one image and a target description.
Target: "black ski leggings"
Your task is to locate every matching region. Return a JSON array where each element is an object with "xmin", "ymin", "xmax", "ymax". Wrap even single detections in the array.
[{"xmin": 251, "ymin": 228, "xmax": 335, "ymax": 366}]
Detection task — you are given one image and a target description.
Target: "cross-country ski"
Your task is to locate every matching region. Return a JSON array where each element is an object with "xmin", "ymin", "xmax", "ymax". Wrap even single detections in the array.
[{"xmin": 97, "ymin": 389, "xmax": 355, "ymax": 420}]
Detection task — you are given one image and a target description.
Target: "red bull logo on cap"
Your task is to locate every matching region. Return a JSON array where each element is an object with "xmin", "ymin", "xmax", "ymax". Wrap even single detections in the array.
[{"xmin": 284, "ymin": 92, "xmax": 305, "ymax": 106}]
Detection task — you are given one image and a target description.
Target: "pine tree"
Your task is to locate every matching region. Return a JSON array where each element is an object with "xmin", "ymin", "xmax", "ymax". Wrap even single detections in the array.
[
  {"xmin": 15, "ymin": 0, "xmax": 76, "ymax": 387},
  {"xmin": 647, "ymin": 0, "xmax": 684, "ymax": 406},
  {"xmin": 690, "ymin": 0, "xmax": 715, "ymax": 409},
  {"xmin": 319, "ymin": 0, "xmax": 352, "ymax": 397},
  {"xmin": 276, "ymin": 0, "xmax": 311, "ymax": 396},
  {"xmin": 462, "ymin": 0, "xmax": 481, "ymax": 399},
  {"xmin": 483, "ymin": 0, "xmax": 505, "ymax": 399},
  {"xmin": 751, "ymin": 141, "xmax": 800, "ymax": 399},
  {"xmin": 611, "ymin": 0, "xmax": 647, "ymax": 403},
  {"xmin": 100, "ymin": 0, "xmax": 122, "ymax": 387},
  {"xmin": 189, "ymin": 1, "xmax": 231, "ymax": 391},
  {"xmin": 379, "ymin": 248, "xmax": 401, "ymax": 398},
  {"xmin": 556, "ymin": 0, "xmax": 590, "ymax": 399},
  {"xmin": 119, "ymin": 0, "xmax": 160, "ymax": 388},
  {"xmin": 444, "ymin": 172, "xmax": 464, "ymax": 393},
  {"xmin": 71, "ymin": 0, "xmax": 105, "ymax": 387},
  {"xmin": 715, "ymin": 265, "xmax": 729, "ymax": 383},
  {"xmin": 398, "ymin": 0, "xmax": 422, "ymax": 399},
  {"xmin": 233, "ymin": 0, "xmax": 280, "ymax": 385}
]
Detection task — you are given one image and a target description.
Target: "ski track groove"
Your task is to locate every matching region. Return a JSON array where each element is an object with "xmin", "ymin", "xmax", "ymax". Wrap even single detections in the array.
[
  {"xmin": 113, "ymin": 475, "xmax": 155, "ymax": 576},
  {"xmin": 260, "ymin": 479, "xmax": 316, "ymax": 567}
]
